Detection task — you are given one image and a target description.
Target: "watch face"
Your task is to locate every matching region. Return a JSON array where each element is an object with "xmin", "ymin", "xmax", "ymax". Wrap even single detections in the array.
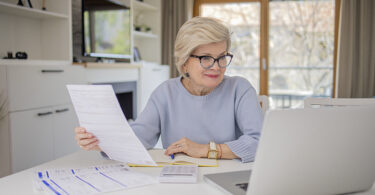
[{"xmin": 209, "ymin": 151, "xmax": 217, "ymax": 158}]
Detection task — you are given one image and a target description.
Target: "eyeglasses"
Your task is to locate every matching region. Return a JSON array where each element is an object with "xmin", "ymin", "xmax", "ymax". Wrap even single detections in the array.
[{"xmin": 190, "ymin": 53, "xmax": 233, "ymax": 69}]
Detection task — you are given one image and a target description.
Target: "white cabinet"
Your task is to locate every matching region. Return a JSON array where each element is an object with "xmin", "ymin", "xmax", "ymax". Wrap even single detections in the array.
[
  {"xmin": 9, "ymin": 104, "xmax": 80, "ymax": 173},
  {"xmin": 6, "ymin": 65, "xmax": 87, "ymax": 111},
  {"xmin": 10, "ymin": 107, "xmax": 55, "ymax": 173},
  {"xmin": 0, "ymin": 64, "xmax": 87, "ymax": 176},
  {"xmin": 139, "ymin": 62, "xmax": 170, "ymax": 113}
]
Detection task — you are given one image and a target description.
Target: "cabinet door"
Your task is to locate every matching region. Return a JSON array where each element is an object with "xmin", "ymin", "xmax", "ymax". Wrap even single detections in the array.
[
  {"xmin": 7, "ymin": 65, "xmax": 87, "ymax": 112},
  {"xmin": 53, "ymin": 104, "xmax": 80, "ymax": 158},
  {"xmin": 10, "ymin": 107, "xmax": 54, "ymax": 173}
]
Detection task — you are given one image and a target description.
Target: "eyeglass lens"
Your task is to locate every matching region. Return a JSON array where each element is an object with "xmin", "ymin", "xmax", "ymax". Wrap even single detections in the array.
[{"xmin": 200, "ymin": 55, "xmax": 232, "ymax": 68}]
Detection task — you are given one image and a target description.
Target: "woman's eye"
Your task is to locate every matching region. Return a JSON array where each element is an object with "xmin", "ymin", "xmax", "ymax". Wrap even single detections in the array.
[{"xmin": 201, "ymin": 56, "xmax": 212, "ymax": 61}]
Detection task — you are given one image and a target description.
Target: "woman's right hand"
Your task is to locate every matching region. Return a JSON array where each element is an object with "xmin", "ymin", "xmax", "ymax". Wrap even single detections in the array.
[{"xmin": 74, "ymin": 127, "xmax": 101, "ymax": 151}]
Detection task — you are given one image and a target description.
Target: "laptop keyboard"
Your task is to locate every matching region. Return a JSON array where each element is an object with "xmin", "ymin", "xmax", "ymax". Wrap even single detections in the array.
[{"xmin": 235, "ymin": 182, "xmax": 249, "ymax": 191}]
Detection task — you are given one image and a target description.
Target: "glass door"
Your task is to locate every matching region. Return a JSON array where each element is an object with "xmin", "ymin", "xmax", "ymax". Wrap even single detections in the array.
[
  {"xmin": 200, "ymin": 2, "xmax": 261, "ymax": 93},
  {"xmin": 268, "ymin": 0, "xmax": 335, "ymax": 109}
]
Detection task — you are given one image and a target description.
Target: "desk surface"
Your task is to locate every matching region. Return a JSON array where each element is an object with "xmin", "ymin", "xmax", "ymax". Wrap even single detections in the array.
[{"xmin": 0, "ymin": 150, "xmax": 374, "ymax": 195}]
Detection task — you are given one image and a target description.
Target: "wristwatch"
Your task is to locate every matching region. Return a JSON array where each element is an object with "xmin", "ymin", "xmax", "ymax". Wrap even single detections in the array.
[{"xmin": 207, "ymin": 141, "xmax": 218, "ymax": 159}]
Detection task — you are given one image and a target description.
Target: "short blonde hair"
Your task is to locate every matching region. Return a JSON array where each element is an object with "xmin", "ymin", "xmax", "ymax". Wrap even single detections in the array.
[{"xmin": 174, "ymin": 17, "xmax": 231, "ymax": 75}]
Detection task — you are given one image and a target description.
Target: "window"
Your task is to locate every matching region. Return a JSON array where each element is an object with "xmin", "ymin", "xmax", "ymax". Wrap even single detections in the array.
[{"xmin": 195, "ymin": 0, "xmax": 339, "ymax": 109}]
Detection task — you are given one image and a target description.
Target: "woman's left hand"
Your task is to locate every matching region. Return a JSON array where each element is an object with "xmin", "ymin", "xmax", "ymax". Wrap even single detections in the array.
[{"xmin": 165, "ymin": 137, "xmax": 209, "ymax": 158}]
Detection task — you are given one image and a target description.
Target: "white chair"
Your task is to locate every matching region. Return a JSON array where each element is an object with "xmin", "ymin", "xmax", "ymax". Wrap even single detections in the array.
[
  {"xmin": 258, "ymin": 95, "xmax": 269, "ymax": 114},
  {"xmin": 304, "ymin": 97, "xmax": 375, "ymax": 109}
]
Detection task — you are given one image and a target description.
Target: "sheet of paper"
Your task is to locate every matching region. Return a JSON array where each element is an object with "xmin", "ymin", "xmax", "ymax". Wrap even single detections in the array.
[
  {"xmin": 33, "ymin": 164, "xmax": 158, "ymax": 195},
  {"xmin": 67, "ymin": 85, "xmax": 156, "ymax": 166}
]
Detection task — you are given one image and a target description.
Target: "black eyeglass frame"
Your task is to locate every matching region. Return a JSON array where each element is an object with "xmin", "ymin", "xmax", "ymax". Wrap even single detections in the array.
[{"xmin": 190, "ymin": 53, "xmax": 233, "ymax": 69}]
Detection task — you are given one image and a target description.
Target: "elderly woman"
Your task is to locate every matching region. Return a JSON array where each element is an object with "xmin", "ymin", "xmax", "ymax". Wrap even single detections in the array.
[{"xmin": 75, "ymin": 17, "xmax": 263, "ymax": 163}]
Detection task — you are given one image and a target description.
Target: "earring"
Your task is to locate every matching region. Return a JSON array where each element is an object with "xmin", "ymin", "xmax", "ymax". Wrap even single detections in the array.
[{"xmin": 185, "ymin": 72, "xmax": 190, "ymax": 77}]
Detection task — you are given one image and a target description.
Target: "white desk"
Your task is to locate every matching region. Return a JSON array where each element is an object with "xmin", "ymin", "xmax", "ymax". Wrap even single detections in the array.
[
  {"xmin": 0, "ymin": 150, "xmax": 252, "ymax": 194},
  {"xmin": 0, "ymin": 150, "xmax": 374, "ymax": 195}
]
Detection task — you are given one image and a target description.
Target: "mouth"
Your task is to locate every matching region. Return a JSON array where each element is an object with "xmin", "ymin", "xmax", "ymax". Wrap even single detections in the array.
[{"xmin": 204, "ymin": 74, "xmax": 219, "ymax": 79}]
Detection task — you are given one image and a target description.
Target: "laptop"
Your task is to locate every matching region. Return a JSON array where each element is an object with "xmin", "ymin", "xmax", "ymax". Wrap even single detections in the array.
[{"xmin": 204, "ymin": 106, "xmax": 375, "ymax": 195}]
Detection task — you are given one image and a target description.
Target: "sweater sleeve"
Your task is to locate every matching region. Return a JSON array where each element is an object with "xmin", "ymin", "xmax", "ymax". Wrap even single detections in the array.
[
  {"xmin": 130, "ymin": 95, "xmax": 161, "ymax": 149},
  {"xmin": 225, "ymin": 87, "xmax": 264, "ymax": 163}
]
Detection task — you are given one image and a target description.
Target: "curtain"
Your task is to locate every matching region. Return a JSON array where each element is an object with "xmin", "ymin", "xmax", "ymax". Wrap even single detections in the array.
[
  {"xmin": 336, "ymin": 0, "xmax": 375, "ymax": 98},
  {"xmin": 161, "ymin": 0, "xmax": 190, "ymax": 78}
]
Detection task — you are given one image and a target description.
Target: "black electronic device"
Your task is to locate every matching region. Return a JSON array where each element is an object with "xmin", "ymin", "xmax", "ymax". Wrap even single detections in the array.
[{"xmin": 15, "ymin": 52, "xmax": 28, "ymax": 59}]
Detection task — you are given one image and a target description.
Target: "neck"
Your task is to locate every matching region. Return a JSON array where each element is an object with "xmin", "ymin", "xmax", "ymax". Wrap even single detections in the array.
[{"xmin": 181, "ymin": 77, "xmax": 214, "ymax": 96}]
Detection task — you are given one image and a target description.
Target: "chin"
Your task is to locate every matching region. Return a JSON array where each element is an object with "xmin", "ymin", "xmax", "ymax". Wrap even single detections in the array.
[{"xmin": 202, "ymin": 77, "xmax": 223, "ymax": 89}]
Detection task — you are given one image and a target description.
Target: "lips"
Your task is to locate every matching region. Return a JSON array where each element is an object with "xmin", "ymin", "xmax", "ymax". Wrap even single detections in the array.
[{"xmin": 205, "ymin": 74, "xmax": 219, "ymax": 78}]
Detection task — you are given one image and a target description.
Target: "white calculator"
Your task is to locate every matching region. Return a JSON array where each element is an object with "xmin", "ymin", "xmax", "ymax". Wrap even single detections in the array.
[{"xmin": 159, "ymin": 165, "xmax": 198, "ymax": 183}]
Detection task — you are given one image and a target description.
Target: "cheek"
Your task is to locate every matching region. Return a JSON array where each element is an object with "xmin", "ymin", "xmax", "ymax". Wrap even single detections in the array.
[{"xmin": 220, "ymin": 69, "xmax": 226, "ymax": 76}]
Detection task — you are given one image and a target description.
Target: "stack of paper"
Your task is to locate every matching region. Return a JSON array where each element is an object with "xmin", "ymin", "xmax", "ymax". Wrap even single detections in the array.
[{"xmin": 33, "ymin": 164, "xmax": 157, "ymax": 195}]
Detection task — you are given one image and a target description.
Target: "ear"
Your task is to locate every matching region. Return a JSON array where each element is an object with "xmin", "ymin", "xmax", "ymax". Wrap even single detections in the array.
[{"xmin": 182, "ymin": 63, "xmax": 188, "ymax": 72}]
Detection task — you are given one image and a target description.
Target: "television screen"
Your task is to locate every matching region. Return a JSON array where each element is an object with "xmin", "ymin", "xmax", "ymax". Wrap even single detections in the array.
[{"xmin": 82, "ymin": 0, "xmax": 131, "ymax": 59}]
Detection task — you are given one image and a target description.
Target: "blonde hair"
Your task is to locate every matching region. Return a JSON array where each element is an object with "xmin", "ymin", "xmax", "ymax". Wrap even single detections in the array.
[{"xmin": 174, "ymin": 17, "xmax": 231, "ymax": 75}]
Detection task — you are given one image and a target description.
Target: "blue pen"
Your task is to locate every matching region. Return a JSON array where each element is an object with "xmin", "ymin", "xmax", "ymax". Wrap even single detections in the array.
[{"xmin": 170, "ymin": 154, "xmax": 174, "ymax": 159}]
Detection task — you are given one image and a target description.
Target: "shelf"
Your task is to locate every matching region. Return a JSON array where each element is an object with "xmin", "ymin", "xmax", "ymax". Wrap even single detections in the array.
[
  {"xmin": 0, "ymin": 1, "xmax": 68, "ymax": 19},
  {"xmin": 0, "ymin": 59, "xmax": 71, "ymax": 66},
  {"xmin": 133, "ymin": 31, "xmax": 158, "ymax": 39},
  {"xmin": 132, "ymin": 0, "xmax": 158, "ymax": 12},
  {"xmin": 74, "ymin": 62, "xmax": 142, "ymax": 69}
]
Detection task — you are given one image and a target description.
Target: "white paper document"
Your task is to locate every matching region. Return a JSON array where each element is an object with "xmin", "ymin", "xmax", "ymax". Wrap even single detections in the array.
[
  {"xmin": 33, "ymin": 164, "xmax": 158, "ymax": 195},
  {"xmin": 67, "ymin": 85, "xmax": 156, "ymax": 166}
]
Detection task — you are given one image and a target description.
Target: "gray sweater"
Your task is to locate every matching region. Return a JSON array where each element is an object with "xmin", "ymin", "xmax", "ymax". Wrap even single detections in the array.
[{"xmin": 130, "ymin": 76, "xmax": 263, "ymax": 162}]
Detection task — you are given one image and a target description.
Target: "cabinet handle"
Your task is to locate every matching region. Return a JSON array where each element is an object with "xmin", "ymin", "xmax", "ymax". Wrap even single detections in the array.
[
  {"xmin": 37, "ymin": 111, "xmax": 53, "ymax": 116},
  {"xmin": 55, "ymin": 108, "xmax": 69, "ymax": 113},
  {"xmin": 152, "ymin": 68, "xmax": 162, "ymax": 71},
  {"xmin": 41, "ymin": 70, "xmax": 64, "ymax": 73}
]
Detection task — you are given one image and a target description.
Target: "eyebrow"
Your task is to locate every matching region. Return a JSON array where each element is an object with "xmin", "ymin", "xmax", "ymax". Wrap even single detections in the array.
[{"xmin": 197, "ymin": 51, "xmax": 227, "ymax": 56}]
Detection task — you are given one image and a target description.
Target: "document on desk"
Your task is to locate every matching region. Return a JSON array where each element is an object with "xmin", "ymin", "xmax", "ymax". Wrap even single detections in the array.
[
  {"xmin": 33, "ymin": 163, "xmax": 158, "ymax": 195},
  {"xmin": 128, "ymin": 149, "xmax": 218, "ymax": 167},
  {"xmin": 67, "ymin": 85, "xmax": 156, "ymax": 166}
]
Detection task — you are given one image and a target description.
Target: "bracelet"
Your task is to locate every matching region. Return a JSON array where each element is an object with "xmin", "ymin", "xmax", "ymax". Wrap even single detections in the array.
[{"xmin": 218, "ymin": 144, "xmax": 222, "ymax": 159}]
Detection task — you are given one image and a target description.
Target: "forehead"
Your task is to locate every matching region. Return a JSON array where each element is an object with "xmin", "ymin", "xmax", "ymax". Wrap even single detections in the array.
[{"xmin": 193, "ymin": 41, "xmax": 227, "ymax": 55}]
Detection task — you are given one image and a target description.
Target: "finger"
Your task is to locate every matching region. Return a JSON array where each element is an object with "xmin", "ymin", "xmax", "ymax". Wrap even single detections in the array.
[
  {"xmin": 164, "ymin": 139, "xmax": 186, "ymax": 155},
  {"xmin": 165, "ymin": 145, "xmax": 184, "ymax": 155},
  {"xmin": 75, "ymin": 133, "xmax": 94, "ymax": 141},
  {"xmin": 82, "ymin": 140, "xmax": 100, "ymax": 150},
  {"xmin": 79, "ymin": 138, "xmax": 98, "ymax": 146},
  {"xmin": 75, "ymin": 127, "xmax": 86, "ymax": 134},
  {"xmin": 164, "ymin": 143, "xmax": 182, "ymax": 155}
]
